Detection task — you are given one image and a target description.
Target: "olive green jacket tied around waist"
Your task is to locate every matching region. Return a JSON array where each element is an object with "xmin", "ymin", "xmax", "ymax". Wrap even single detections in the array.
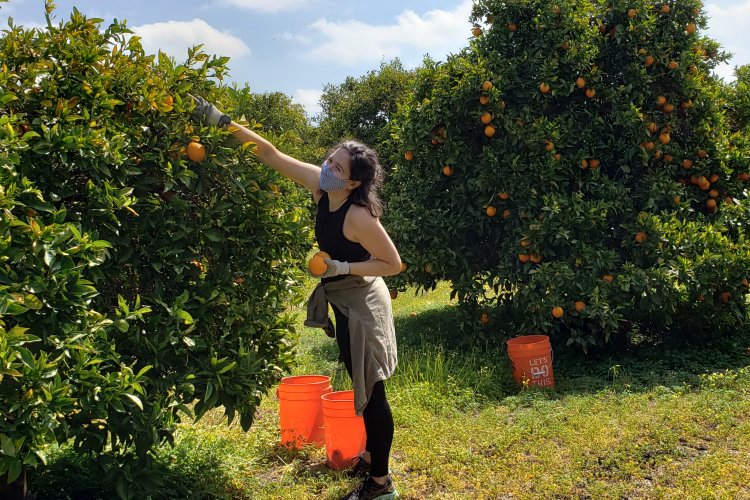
[{"xmin": 305, "ymin": 275, "xmax": 398, "ymax": 416}]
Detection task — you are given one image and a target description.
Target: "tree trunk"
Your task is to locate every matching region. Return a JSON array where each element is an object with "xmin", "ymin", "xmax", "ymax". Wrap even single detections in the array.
[{"xmin": 0, "ymin": 468, "xmax": 31, "ymax": 500}]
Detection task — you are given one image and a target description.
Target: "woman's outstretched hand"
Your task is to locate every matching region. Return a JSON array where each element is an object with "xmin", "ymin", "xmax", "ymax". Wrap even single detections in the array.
[{"xmin": 189, "ymin": 94, "xmax": 231, "ymax": 127}]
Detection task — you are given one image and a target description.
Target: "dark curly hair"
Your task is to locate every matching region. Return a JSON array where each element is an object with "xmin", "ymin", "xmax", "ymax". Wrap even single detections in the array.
[{"xmin": 334, "ymin": 141, "xmax": 384, "ymax": 218}]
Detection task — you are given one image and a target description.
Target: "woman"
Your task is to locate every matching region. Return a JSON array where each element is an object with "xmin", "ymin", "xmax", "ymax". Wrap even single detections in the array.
[{"xmin": 191, "ymin": 96, "xmax": 401, "ymax": 500}]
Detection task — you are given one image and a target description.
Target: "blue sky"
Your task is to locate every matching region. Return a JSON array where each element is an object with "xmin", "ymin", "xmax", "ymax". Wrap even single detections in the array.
[{"xmin": 2, "ymin": 0, "xmax": 749, "ymax": 117}]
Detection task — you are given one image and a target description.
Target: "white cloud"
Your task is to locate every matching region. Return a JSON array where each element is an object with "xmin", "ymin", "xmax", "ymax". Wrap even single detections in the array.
[
  {"xmin": 305, "ymin": 0, "xmax": 474, "ymax": 65},
  {"xmin": 218, "ymin": 0, "xmax": 310, "ymax": 14},
  {"xmin": 282, "ymin": 31, "xmax": 313, "ymax": 45},
  {"xmin": 293, "ymin": 88, "xmax": 323, "ymax": 116},
  {"xmin": 704, "ymin": 1, "xmax": 750, "ymax": 81},
  {"xmin": 132, "ymin": 18, "xmax": 250, "ymax": 61}
]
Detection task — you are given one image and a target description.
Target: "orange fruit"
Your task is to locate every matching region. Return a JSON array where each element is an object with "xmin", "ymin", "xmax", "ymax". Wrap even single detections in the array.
[
  {"xmin": 686, "ymin": 23, "xmax": 696, "ymax": 34},
  {"xmin": 545, "ymin": 140, "xmax": 555, "ymax": 152},
  {"xmin": 663, "ymin": 154, "xmax": 673, "ymax": 163},
  {"xmin": 725, "ymin": 196, "xmax": 735, "ymax": 205},
  {"xmin": 647, "ymin": 122, "xmax": 659, "ymax": 134},
  {"xmin": 186, "ymin": 141, "xmax": 206, "ymax": 162},
  {"xmin": 656, "ymin": 95, "xmax": 667, "ymax": 106},
  {"xmin": 481, "ymin": 112, "xmax": 493, "ymax": 125},
  {"xmin": 442, "ymin": 165, "xmax": 453, "ymax": 176},
  {"xmin": 480, "ymin": 313, "xmax": 490, "ymax": 324},
  {"xmin": 645, "ymin": 55, "xmax": 654, "ymax": 66},
  {"xmin": 668, "ymin": 61, "xmax": 679, "ymax": 70},
  {"xmin": 581, "ymin": 159, "xmax": 589, "ymax": 169},
  {"xmin": 539, "ymin": 82, "xmax": 550, "ymax": 94},
  {"xmin": 482, "ymin": 80, "xmax": 493, "ymax": 91},
  {"xmin": 589, "ymin": 159, "xmax": 600, "ymax": 169},
  {"xmin": 508, "ymin": 22, "xmax": 517, "ymax": 32},
  {"xmin": 720, "ymin": 291, "xmax": 731, "ymax": 303},
  {"xmin": 520, "ymin": 238, "xmax": 531, "ymax": 248},
  {"xmin": 658, "ymin": 133, "xmax": 671, "ymax": 144},
  {"xmin": 697, "ymin": 149, "xmax": 708, "ymax": 159},
  {"xmin": 681, "ymin": 159, "xmax": 693, "ymax": 169},
  {"xmin": 529, "ymin": 253, "xmax": 542, "ymax": 264},
  {"xmin": 484, "ymin": 125, "xmax": 496, "ymax": 137},
  {"xmin": 635, "ymin": 231, "xmax": 647, "ymax": 243},
  {"xmin": 661, "ymin": 4, "xmax": 670, "ymax": 14},
  {"xmin": 498, "ymin": 192, "xmax": 510, "ymax": 200},
  {"xmin": 585, "ymin": 88, "xmax": 596, "ymax": 98},
  {"xmin": 681, "ymin": 100, "xmax": 693, "ymax": 110},
  {"xmin": 553, "ymin": 153, "xmax": 562, "ymax": 161},
  {"xmin": 308, "ymin": 251, "xmax": 331, "ymax": 277},
  {"xmin": 502, "ymin": 209, "xmax": 511, "ymax": 219},
  {"xmin": 643, "ymin": 141, "xmax": 655, "ymax": 151},
  {"xmin": 739, "ymin": 173, "xmax": 750, "ymax": 182},
  {"xmin": 574, "ymin": 301, "xmax": 586, "ymax": 312},
  {"xmin": 673, "ymin": 195, "xmax": 681, "ymax": 205},
  {"xmin": 551, "ymin": 306, "xmax": 564, "ymax": 319},
  {"xmin": 163, "ymin": 95, "xmax": 174, "ymax": 107},
  {"xmin": 389, "ymin": 290, "xmax": 398, "ymax": 300},
  {"xmin": 576, "ymin": 77, "xmax": 586, "ymax": 89},
  {"xmin": 479, "ymin": 95, "xmax": 490, "ymax": 105},
  {"xmin": 709, "ymin": 174, "xmax": 719, "ymax": 183},
  {"xmin": 627, "ymin": 8, "xmax": 637, "ymax": 18},
  {"xmin": 706, "ymin": 199, "xmax": 717, "ymax": 210},
  {"xmin": 663, "ymin": 103, "xmax": 675, "ymax": 113},
  {"xmin": 486, "ymin": 206, "xmax": 497, "ymax": 217},
  {"xmin": 602, "ymin": 274, "xmax": 614, "ymax": 283},
  {"xmin": 519, "ymin": 253, "xmax": 530, "ymax": 263},
  {"xmin": 404, "ymin": 151, "xmax": 414, "ymax": 161},
  {"xmin": 472, "ymin": 26, "xmax": 483, "ymax": 37}
]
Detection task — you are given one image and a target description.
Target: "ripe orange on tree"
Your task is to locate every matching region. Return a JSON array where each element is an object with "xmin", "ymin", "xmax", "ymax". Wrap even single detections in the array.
[
  {"xmin": 507, "ymin": 22, "xmax": 517, "ymax": 32},
  {"xmin": 576, "ymin": 77, "xmax": 586, "ymax": 89},
  {"xmin": 551, "ymin": 306, "xmax": 564, "ymax": 319},
  {"xmin": 602, "ymin": 274, "xmax": 614, "ymax": 283},
  {"xmin": 484, "ymin": 125, "xmax": 496, "ymax": 137},
  {"xmin": 706, "ymin": 199, "xmax": 717, "ymax": 210},
  {"xmin": 589, "ymin": 159, "xmax": 600, "ymax": 169},
  {"xmin": 481, "ymin": 112, "xmax": 493, "ymax": 125},
  {"xmin": 519, "ymin": 253, "xmax": 530, "ymax": 263},
  {"xmin": 482, "ymin": 80, "xmax": 493, "ymax": 91},
  {"xmin": 308, "ymin": 251, "xmax": 331, "ymax": 277},
  {"xmin": 472, "ymin": 26, "xmax": 483, "ymax": 37},
  {"xmin": 486, "ymin": 206, "xmax": 497, "ymax": 217},
  {"xmin": 186, "ymin": 141, "xmax": 206, "ymax": 163},
  {"xmin": 574, "ymin": 301, "xmax": 586, "ymax": 313},
  {"xmin": 545, "ymin": 140, "xmax": 555, "ymax": 152},
  {"xmin": 660, "ymin": 4, "xmax": 670, "ymax": 14},
  {"xmin": 479, "ymin": 94, "xmax": 490, "ymax": 105},
  {"xmin": 686, "ymin": 23, "xmax": 696, "ymax": 34},
  {"xmin": 585, "ymin": 88, "xmax": 596, "ymax": 98},
  {"xmin": 529, "ymin": 253, "xmax": 542, "ymax": 264},
  {"xmin": 442, "ymin": 165, "xmax": 453, "ymax": 176},
  {"xmin": 645, "ymin": 55, "xmax": 655, "ymax": 66},
  {"xmin": 539, "ymin": 82, "xmax": 550, "ymax": 94},
  {"xmin": 404, "ymin": 150, "xmax": 414, "ymax": 161},
  {"xmin": 498, "ymin": 191, "xmax": 510, "ymax": 200},
  {"xmin": 635, "ymin": 231, "xmax": 648, "ymax": 243},
  {"xmin": 627, "ymin": 8, "xmax": 637, "ymax": 18}
]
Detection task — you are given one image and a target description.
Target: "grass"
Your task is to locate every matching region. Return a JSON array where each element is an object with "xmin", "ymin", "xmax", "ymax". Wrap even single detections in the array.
[{"xmin": 30, "ymin": 281, "xmax": 750, "ymax": 499}]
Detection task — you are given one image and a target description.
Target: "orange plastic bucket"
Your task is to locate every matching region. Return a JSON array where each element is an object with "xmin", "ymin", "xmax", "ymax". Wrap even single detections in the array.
[
  {"xmin": 507, "ymin": 335, "xmax": 555, "ymax": 388},
  {"xmin": 277, "ymin": 375, "xmax": 332, "ymax": 448},
  {"xmin": 321, "ymin": 390, "xmax": 366, "ymax": 470}
]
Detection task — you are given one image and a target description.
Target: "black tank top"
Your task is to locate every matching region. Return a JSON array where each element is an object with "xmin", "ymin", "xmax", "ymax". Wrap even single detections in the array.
[{"xmin": 315, "ymin": 194, "xmax": 370, "ymax": 281}]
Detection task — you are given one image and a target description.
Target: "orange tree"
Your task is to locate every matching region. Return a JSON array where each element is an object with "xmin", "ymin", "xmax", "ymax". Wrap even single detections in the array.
[
  {"xmin": 385, "ymin": 0, "xmax": 750, "ymax": 350},
  {"xmin": 0, "ymin": 4, "xmax": 311, "ymax": 497}
]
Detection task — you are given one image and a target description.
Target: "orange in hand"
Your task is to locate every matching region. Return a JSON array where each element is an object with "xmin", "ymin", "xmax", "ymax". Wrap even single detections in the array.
[{"xmin": 308, "ymin": 251, "xmax": 331, "ymax": 277}]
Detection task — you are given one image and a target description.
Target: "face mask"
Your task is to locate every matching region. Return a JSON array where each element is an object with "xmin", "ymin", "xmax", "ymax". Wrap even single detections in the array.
[{"xmin": 319, "ymin": 161, "xmax": 348, "ymax": 192}]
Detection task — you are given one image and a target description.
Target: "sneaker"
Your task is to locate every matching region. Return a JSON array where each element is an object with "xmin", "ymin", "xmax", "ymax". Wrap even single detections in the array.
[
  {"xmin": 338, "ymin": 474, "xmax": 398, "ymax": 500},
  {"xmin": 347, "ymin": 454, "xmax": 371, "ymax": 478}
]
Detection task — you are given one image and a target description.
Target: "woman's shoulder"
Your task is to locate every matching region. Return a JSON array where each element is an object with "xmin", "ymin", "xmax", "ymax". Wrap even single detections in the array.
[{"xmin": 347, "ymin": 203, "xmax": 379, "ymax": 229}]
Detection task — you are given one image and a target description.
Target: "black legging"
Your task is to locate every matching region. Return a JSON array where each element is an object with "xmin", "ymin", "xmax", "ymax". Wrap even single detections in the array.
[{"xmin": 332, "ymin": 304, "xmax": 394, "ymax": 478}]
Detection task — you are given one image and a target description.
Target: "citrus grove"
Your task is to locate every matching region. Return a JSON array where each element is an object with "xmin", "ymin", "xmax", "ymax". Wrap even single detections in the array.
[
  {"xmin": 385, "ymin": 0, "xmax": 750, "ymax": 350},
  {"xmin": 0, "ymin": 4, "xmax": 311, "ymax": 496}
]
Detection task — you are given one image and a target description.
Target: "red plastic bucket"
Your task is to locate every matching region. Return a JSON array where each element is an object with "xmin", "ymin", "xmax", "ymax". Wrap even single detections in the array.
[
  {"xmin": 277, "ymin": 375, "xmax": 332, "ymax": 448},
  {"xmin": 507, "ymin": 335, "xmax": 555, "ymax": 388},
  {"xmin": 321, "ymin": 390, "xmax": 366, "ymax": 469}
]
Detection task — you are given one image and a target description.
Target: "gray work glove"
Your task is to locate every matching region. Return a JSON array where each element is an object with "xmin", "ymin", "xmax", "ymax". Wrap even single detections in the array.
[
  {"xmin": 320, "ymin": 259, "xmax": 350, "ymax": 278},
  {"xmin": 189, "ymin": 94, "xmax": 231, "ymax": 127}
]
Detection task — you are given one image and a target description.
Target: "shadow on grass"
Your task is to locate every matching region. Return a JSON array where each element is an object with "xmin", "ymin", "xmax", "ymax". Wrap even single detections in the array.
[
  {"xmin": 29, "ymin": 437, "xmax": 237, "ymax": 500},
  {"xmin": 392, "ymin": 306, "xmax": 750, "ymax": 402}
]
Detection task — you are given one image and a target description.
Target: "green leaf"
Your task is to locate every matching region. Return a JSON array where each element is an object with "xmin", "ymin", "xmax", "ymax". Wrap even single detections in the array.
[{"xmin": 124, "ymin": 393, "xmax": 143, "ymax": 411}]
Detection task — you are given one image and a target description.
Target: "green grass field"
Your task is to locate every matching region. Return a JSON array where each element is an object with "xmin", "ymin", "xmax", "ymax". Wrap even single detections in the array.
[{"xmin": 31, "ymin": 282, "xmax": 750, "ymax": 499}]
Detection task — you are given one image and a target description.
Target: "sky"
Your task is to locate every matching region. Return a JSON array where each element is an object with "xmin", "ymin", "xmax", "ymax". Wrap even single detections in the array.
[{"xmin": 2, "ymin": 0, "xmax": 749, "ymax": 117}]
